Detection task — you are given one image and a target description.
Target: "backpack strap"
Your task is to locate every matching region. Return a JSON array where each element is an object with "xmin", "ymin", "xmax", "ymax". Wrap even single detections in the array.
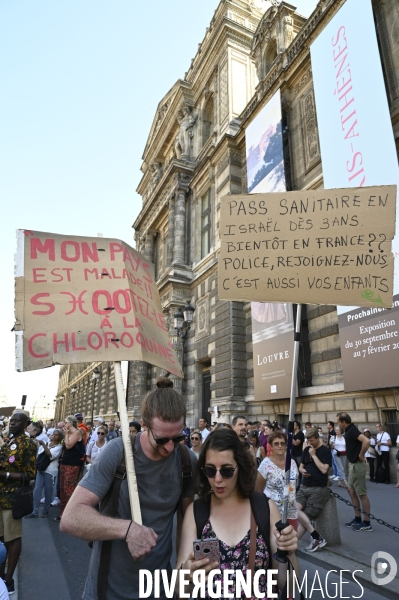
[
  {"xmin": 193, "ymin": 492, "xmax": 270, "ymax": 546},
  {"xmin": 249, "ymin": 492, "xmax": 271, "ymax": 560},
  {"xmin": 97, "ymin": 434, "xmax": 136, "ymax": 600},
  {"xmin": 193, "ymin": 496, "xmax": 211, "ymax": 539},
  {"xmin": 177, "ymin": 443, "xmax": 193, "ymax": 497}
]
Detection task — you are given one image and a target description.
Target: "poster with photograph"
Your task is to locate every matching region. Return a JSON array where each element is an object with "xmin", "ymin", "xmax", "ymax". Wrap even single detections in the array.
[
  {"xmin": 245, "ymin": 90, "xmax": 294, "ymax": 401},
  {"xmin": 246, "ymin": 89, "xmax": 286, "ymax": 194},
  {"xmin": 311, "ymin": 0, "xmax": 399, "ymax": 390}
]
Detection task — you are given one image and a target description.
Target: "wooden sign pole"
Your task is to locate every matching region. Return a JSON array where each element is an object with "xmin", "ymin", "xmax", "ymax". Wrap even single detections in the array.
[{"xmin": 113, "ymin": 361, "xmax": 142, "ymax": 525}]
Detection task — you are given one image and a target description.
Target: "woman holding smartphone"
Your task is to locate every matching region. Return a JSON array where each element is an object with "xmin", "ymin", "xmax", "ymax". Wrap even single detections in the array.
[{"xmin": 175, "ymin": 428, "xmax": 298, "ymax": 599}]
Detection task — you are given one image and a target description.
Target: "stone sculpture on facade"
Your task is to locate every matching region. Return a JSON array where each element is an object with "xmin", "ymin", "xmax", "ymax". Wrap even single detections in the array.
[
  {"xmin": 283, "ymin": 14, "xmax": 293, "ymax": 47},
  {"xmin": 174, "ymin": 104, "xmax": 198, "ymax": 160}
]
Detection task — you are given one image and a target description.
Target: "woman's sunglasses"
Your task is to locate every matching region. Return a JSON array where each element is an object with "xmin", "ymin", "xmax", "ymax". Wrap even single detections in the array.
[
  {"xmin": 191, "ymin": 437, "xmax": 200, "ymax": 441},
  {"xmin": 202, "ymin": 466, "xmax": 237, "ymax": 479},
  {"xmin": 98, "ymin": 432, "xmax": 106, "ymax": 436}
]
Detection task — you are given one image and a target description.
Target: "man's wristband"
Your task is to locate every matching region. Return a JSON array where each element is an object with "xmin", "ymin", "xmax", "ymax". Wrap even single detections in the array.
[{"xmin": 124, "ymin": 520, "xmax": 133, "ymax": 541}]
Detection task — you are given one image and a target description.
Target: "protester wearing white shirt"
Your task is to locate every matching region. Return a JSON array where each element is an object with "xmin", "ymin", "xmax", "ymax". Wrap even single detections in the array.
[
  {"xmin": 375, "ymin": 423, "xmax": 392, "ymax": 484},
  {"xmin": 88, "ymin": 417, "xmax": 104, "ymax": 445},
  {"xmin": 198, "ymin": 418, "xmax": 210, "ymax": 441}
]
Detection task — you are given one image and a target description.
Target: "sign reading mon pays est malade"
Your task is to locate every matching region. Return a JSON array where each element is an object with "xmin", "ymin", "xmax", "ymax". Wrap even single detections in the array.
[
  {"xmin": 219, "ymin": 186, "xmax": 396, "ymax": 308},
  {"xmin": 14, "ymin": 230, "xmax": 183, "ymax": 376}
]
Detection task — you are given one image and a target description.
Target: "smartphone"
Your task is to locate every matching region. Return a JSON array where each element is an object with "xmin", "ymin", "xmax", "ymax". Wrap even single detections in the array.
[{"xmin": 193, "ymin": 538, "xmax": 220, "ymax": 565}]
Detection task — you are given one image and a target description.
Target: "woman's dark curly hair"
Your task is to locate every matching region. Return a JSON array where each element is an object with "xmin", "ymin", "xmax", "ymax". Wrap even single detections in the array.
[{"xmin": 196, "ymin": 429, "xmax": 256, "ymax": 499}]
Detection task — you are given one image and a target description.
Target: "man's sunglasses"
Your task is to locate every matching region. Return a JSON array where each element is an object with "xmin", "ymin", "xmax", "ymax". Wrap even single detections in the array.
[
  {"xmin": 148, "ymin": 426, "xmax": 186, "ymax": 446},
  {"xmin": 202, "ymin": 466, "xmax": 237, "ymax": 479}
]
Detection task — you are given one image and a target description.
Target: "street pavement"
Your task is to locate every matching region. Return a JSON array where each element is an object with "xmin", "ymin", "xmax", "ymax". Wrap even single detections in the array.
[{"xmin": 15, "ymin": 480, "xmax": 399, "ymax": 599}]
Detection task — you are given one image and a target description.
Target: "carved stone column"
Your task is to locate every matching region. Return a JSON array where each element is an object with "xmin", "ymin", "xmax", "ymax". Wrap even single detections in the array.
[
  {"xmin": 129, "ymin": 231, "xmax": 155, "ymax": 407},
  {"xmin": 166, "ymin": 197, "xmax": 175, "ymax": 267},
  {"xmin": 168, "ymin": 307, "xmax": 183, "ymax": 394},
  {"xmin": 173, "ymin": 190, "xmax": 186, "ymax": 265},
  {"xmin": 144, "ymin": 231, "xmax": 155, "ymax": 264}
]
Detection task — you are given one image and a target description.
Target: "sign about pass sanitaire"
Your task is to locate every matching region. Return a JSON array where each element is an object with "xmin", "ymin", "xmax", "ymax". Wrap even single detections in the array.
[
  {"xmin": 219, "ymin": 185, "xmax": 396, "ymax": 308},
  {"xmin": 14, "ymin": 230, "xmax": 183, "ymax": 376}
]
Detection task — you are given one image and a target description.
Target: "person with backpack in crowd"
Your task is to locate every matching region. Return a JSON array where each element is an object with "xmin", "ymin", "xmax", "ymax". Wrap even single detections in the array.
[
  {"xmin": 26, "ymin": 429, "xmax": 64, "ymax": 519},
  {"xmin": 175, "ymin": 428, "xmax": 298, "ymax": 599},
  {"xmin": 53, "ymin": 415, "xmax": 84, "ymax": 523},
  {"xmin": 60, "ymin": 378, "xmax": 197, "ymax": 600},
  {"xmin": 337, "ymin": 412, "xmax": 372, "ymax": 532}
]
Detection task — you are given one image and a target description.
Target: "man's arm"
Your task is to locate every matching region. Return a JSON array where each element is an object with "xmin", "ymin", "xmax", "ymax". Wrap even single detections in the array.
[
  {"xmin": 358, "ymin": 433, "xmax": 370, "ymax": 461},
  {"xmin": 308, "ymin": 447, "xmax": 330, "ymax": 474},
  {"xmin": 60, "ymin": 485, "xmax": 158, "ymax": 560}
]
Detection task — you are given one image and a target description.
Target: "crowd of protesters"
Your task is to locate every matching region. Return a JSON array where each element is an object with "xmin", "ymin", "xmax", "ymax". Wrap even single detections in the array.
[{"xmin": 0, "ymin": 390, "xmax": 397, "ymax": 598}]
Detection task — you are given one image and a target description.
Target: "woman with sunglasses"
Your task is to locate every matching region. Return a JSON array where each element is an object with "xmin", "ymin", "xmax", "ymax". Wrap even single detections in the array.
[
  {"xmin": 190, "ymin": 430, "xmax": 203, "ymax": 458},
  {"xmin": 176, "ymin": 429, "xmax": 298, "ymax": 599},
  {"xmin": 256, "ymin": 431, "xmax": 299, "ymax": 531},
  {"xmin": 86, "ymin": 426, "xmax": 107, "ymax": 465}
]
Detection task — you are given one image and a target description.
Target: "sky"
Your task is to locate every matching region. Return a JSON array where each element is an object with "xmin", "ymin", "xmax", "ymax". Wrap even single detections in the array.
[{"xmin": 0, "ymin": 0, "xmax": 318, "ymax": 415}]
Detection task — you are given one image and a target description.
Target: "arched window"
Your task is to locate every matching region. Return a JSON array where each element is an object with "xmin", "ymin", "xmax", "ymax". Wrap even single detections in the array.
[
  {"xmin": 263, "ymin": 38, "xmax": 277, "ymax": 76},
  {"xmin": 202, "ymin": 96, "xmax": 214, "ymax": 144}
]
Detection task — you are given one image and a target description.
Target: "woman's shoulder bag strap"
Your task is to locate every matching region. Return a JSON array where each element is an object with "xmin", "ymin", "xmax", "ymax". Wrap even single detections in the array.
[
  {"xmin": 193, "ymin": 496, "xmax": 211, "ymax": 539},
  {"xmin": 250, "ymin": 491, "xmax": 271, "ymax": 558},
  {"xmin": 193, "ymin": 491, "xmax": 270, "ymax": 549}
]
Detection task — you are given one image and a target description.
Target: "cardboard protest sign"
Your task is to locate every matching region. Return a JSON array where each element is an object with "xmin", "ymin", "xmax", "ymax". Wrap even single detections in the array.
[
  {"xmin": 14, "ymin": 230, "xmax": 183, "ymax": 377},
  {"xmin": 219, "ymin": 185, "xmax": 396, "ymax": 308}
]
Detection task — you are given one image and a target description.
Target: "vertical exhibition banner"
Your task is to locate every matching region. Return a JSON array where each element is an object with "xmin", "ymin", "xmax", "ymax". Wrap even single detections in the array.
[
  {"xmin": 245, "ymin": 89, "xmax": 295, "ymax": 401},
  {"xmin": 311, "ymin": 0, "xmax": 399, "ymax": 391}
]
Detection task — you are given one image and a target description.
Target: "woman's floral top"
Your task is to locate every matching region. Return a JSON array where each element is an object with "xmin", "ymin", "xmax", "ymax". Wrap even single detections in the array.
[
  {"xmin": 0, "ymin": 433, "xmax": 37, "ymax": 509},
  {"xmin": 258, "ymin": 457, "xmax": 298, "ymax": 519},
  {"xmin": 201, "ymin": 519, "xmax": 271, "ymax": 599}
]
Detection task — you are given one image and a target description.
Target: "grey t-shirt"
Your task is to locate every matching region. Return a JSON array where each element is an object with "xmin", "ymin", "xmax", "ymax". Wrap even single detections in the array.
[{"xmin": 80, "ymin": 435, "xmax": 196, "ymax": 600}]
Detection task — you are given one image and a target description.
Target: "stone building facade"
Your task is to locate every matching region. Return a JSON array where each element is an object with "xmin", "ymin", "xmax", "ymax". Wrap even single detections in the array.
[
  {"xmin": 131, "ymin": 0, "xmax": 399, "ymax": 438},
  {"xmin": 55, "ymin": 362, "xmax": 117, "ymax": 423},
  {"xmin": 55, "ymin": 0, "xmax": 399, "ymax": 445}
]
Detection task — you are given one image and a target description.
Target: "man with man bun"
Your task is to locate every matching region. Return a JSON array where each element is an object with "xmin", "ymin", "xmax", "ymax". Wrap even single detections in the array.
[{"xmin": 61, "ymin": 378, "xmax": 197, "ymax": 600}]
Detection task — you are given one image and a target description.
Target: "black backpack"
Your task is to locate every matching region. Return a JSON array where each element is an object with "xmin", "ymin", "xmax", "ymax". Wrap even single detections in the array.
[
  {"xmin": 193, "ymin": 491, "xmax": 271, "ymax": 558},
  {"xmin": 36, "ymin": 450, "xmax": 51, "ymax": 472}
]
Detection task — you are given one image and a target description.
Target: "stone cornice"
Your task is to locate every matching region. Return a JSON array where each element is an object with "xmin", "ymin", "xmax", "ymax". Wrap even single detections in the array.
[
  {"xmin": 239, "ymin": 0, "xmax": 345, "ymax": 129},
  {"xmin": 140, "ymin": 5, "xmax": 260, "ymax": 174}
]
